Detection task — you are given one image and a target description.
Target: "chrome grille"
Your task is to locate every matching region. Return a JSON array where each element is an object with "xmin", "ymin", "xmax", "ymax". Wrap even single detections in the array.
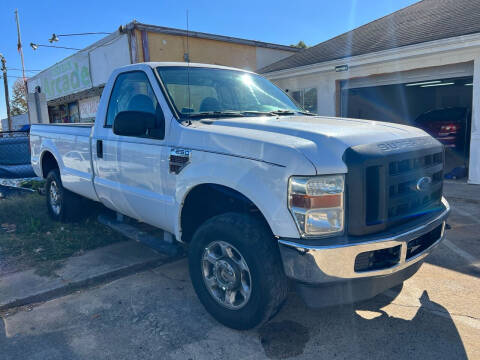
[
  {"xmin": 344, "ymin": 136, "xmax": 444, "ymax": 236},
  {"xmin": 376, "ymin": 152, "xmax": 443, "ymax": 224}
]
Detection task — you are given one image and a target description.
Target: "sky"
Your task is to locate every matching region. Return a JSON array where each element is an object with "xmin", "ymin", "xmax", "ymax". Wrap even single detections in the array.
[{"xmin": 0, "ymin": 0, "xmax": 420, "ymax": 120}]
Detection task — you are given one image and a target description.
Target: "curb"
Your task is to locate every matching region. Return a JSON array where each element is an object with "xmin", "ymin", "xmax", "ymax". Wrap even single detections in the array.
[{"xmin": 0, "ymin": 242, "xmax": 184, "ymax": 311}]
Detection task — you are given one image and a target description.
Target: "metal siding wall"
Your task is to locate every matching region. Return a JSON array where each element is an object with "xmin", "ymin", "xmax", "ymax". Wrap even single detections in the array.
[{"xmin": 146, "ymin": 32, "xmax": 257, "ymax": 70}]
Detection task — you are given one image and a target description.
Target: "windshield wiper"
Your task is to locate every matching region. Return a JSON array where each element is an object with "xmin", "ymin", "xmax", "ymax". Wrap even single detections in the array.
[
  {"xmin": 181, "ymin": 109, "xmax": 314, "ymax": 122},
  {"xmin": 242, "ymin": 110, "xmax": 314, "ymax": 117},
  {"xmin": 296, "ymin": 110, "xmax": 316, "ymax": 116},
  {"xmin": 240, "ymin": 111, "xmax": 276, "ymax": 117},
  {"xmin": 269, "ymin": 110, "xmax": 296, "ymax": 116},
  {"xmin": 269, "ymin": 109, "xmax": 316, "ymax": 116},
  {"xmin": 186, "ymin": 111, "xmax": 245, "ymax": 119}
]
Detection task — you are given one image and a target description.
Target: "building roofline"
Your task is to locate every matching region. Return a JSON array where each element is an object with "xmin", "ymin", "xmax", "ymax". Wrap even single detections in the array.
[
  {"xmin": 259, "ymin": 0, "xmax": 480, "ymax": 74},
  {"xmin": 128, "ymin": 21, "xmax": 300, "ymax": 52},
  {"xmin": 28, "ymin": 21, "xmax": 298, "ymax": 86},
  {"xmin": 307, "ymin": 0, "xmax": 425, "ymax": 53},
  {"xmin": 262, "ymin": 32, "xmax": 480, "ymax": 79}
]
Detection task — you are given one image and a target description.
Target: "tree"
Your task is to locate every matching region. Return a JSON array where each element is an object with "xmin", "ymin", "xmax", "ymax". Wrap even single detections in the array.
[
  {"xmin": 290, "ymin": 41, "xmax": 308, "ymax": 49},
  {"xmin": 10, "ymin": 78, "xmax": 28, "ymax": 115}
]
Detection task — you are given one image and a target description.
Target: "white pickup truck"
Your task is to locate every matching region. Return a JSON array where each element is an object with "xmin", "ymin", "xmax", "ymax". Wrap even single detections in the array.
[{"xmin": 30, "ymin": 62, "xmax": 450, "ymax": 329}]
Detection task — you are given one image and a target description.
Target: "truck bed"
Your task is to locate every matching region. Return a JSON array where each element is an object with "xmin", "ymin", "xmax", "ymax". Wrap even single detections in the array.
[
  {"xmin": 30, "ymin": 123, "xmax": 97, "ymax": 201},
  {"xmin": 31, "ymin": 123, "xmax": 93, "ymax": 136}
]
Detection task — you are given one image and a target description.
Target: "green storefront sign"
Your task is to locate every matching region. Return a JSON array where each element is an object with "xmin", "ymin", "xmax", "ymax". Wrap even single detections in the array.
[{"xmin": 37, "ymin": 54, "xmax": 92, "ymax": 100}]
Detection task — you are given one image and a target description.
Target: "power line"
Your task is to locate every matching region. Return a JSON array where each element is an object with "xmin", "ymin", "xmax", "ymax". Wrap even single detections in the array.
[
  {"xmin": 49, "ymin": 32, "xmax": 111, "ymax": 43},
  {"xmin": 7, "ymin": 68, "xmax": 40, "ymax": 72},
  {"xmin": 56, "ymin": 32, "xmax": 110, "ymax": 36},
  {"xmin": 30, "ymin": 43, "xmax": 81, "ymax": 51},
  {"xmin": 0, "ymin": 75, "xmax": 27, "ymax": 79}
]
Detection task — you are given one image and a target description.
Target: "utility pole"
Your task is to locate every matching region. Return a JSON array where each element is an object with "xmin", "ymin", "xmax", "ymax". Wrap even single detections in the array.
[
  {"xmin": 15, "ymin": 9, "xmax": 30, "ymax": 124},
  {"xmin": 14, "ymin": 10, "xmax": 26, "ymax": 84},
  {"xmin": 1, "ymin": 55, "xmax": 12, "ymax": 131}
]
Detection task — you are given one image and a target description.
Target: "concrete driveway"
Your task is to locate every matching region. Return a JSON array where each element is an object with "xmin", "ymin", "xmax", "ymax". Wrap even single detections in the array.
[{"xmin": 1, "ymin": 197, "xmax": 479, "ymax": 360}]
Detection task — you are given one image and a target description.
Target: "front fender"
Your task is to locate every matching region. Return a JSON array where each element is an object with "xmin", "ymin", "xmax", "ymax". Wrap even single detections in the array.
[{"xmin": 172, "ymin": 149, "xmax": 316, "ymax": 240}]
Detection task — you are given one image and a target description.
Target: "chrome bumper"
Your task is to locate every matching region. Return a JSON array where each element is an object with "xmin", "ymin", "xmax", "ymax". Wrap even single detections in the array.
[{"xmin": 279, "ymin": 197, "xmax": 450, "ymax": 284}]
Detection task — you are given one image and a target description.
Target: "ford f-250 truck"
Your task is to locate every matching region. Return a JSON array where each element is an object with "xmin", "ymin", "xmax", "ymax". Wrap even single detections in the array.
[{"xmin": 30, "ymin": 62, "xmax": 450, "ymax": 330}]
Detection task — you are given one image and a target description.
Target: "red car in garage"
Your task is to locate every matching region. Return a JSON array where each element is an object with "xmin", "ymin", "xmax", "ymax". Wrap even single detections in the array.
[{"xmin": 414, "ymin": 107, "xmax": 470, "ymax": 149}]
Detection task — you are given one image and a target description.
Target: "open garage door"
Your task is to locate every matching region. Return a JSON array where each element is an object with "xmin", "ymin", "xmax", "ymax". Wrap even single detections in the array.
[{"xmin": 340, "ymin": 65, "xmax": 473, "ymax": 179}]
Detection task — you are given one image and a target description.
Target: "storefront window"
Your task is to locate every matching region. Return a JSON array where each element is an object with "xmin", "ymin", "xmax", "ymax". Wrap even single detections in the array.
[
  {"xmin": 48, "ymin": 105, "xmax": 68, "ymax": 123},
  {"xmin": 68, "ymin": 102, "xmax": 80, "ymax": 123},
  {"xmin": 79, "ymin": 96, "xmax": 101, "ymax": 123}
]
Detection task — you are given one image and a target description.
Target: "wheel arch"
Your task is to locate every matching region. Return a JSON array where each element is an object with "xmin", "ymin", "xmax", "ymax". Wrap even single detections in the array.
[
  {"xmin": 179, "ymin": 183, "xmax": 274, "ymax": 244},
  {"xmin": 40, "ymin": 150, "xmax": 60, "ymax": 179}
]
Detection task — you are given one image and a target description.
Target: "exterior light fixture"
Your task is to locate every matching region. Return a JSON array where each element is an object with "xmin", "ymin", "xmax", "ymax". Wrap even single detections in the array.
[
  {"xmin": 420, "ymin": 82, "xmax": 455, "ymax": 88},
  {"xmin": 335, "ymin": 64, "xmax": 349, "ymax": 72},
  {"xmin": 30, "ymin": 43, "xmax": 80, "ymax": 51},
  {"xmin": 405, "ymin": 80, "xmax": 441, "ymax": 87},
  {"xmin": 49, "ymin": 33, "xmax": 60, "ymax": 43}
]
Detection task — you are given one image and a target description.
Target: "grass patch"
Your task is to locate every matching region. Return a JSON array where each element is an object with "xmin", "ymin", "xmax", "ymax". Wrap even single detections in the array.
[
  {"xmin": 0, "ymin": 193, "xmax": 123, "ymax": 272},
  {"xmin": 18, "ymin": 179, "xmax": 46, "ymax": 193}
]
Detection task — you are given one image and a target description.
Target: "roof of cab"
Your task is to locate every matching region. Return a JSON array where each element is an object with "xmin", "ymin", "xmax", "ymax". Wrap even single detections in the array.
[
  {"xmin": 113, "ymin": 62, "xmax": 256, "ymax": 74},
  {"xmin": 145, "ymin": 62, "xmax": 255, "ymax": 73}
]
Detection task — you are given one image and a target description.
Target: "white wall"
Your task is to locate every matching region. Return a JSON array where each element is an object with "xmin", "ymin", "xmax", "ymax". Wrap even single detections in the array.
[
  {"xmin": 0, "ymin": 113, "xmax": 29, "ymax": 131},
  {"xmin": 470, "ymin": 57, "xmax": 480, "ymax": 184},
  {"xmin": 89, "ymin": 34, "xmax": 131, "ymax": 87},
  {"xmin": 276, "ymin": 73, "xmax": 337, "ymax": 116}
]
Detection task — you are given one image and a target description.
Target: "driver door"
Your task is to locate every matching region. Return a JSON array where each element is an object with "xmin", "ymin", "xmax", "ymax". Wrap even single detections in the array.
[{"xmin": 93, "ymin": 70, "xmax": 169, "ymax": 228}]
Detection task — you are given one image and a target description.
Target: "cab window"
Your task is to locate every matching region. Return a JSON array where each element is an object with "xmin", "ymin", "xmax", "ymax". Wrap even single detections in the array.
[{"xmin": 105, "ymin": 71, "xmax": 161, "ymax": 127}]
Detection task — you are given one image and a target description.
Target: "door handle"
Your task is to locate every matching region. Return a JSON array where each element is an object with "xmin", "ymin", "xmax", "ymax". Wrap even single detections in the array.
[{"xmin": 96, "ymin": 140, "xmax": 103, "ymax": 158}]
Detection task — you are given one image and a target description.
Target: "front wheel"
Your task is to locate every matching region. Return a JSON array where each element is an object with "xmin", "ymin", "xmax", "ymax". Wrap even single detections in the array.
[{"xmin": 188, "ymin": 212, "xmax": 288, "ymax": 330}]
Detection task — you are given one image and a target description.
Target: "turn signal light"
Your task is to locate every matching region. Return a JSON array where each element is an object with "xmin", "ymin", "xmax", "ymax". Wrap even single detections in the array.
[{"xmin": 288, "ymin": 175, "xmax": 345, "ymax": 237}]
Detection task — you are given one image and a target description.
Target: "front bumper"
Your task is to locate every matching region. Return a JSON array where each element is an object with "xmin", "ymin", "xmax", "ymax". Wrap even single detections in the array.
[{"xmin": 278, "ymin": 197, "xmax": 450, "ymax": 285}]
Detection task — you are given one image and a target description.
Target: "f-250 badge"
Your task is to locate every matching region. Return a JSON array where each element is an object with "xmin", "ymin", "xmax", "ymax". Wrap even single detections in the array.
[{"xmin": 169, "ymin": 148, "xmax": 191, "ymax": 174}]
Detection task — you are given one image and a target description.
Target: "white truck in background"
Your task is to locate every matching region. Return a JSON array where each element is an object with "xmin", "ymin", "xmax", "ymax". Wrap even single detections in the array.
[{"xmin": 30, "ymin": 62, "xmax": 450, "ymax": 329}]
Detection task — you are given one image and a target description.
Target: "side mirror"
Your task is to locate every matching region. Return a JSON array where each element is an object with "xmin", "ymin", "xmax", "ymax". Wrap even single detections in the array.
[{"xmin": 113, "ymin": 111, "xmax": 157, "ymax": 137}]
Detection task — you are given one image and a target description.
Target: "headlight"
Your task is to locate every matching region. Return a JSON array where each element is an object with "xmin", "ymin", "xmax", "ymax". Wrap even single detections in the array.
[{"xmin": 288, "ymin": 175, "xmax": 345, "ymax": 237}]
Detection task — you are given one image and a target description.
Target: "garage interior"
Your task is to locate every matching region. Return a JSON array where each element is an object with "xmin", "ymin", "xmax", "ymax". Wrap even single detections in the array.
[{"xmin": 341, "ymin": 75, "xmax": 473, "ymax": 178}]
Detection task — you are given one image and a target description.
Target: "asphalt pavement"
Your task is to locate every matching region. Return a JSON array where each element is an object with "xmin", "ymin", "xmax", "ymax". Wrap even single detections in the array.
[{"xmin": 0, "ymin": 197, "xmax": 479, "ymax": 360}]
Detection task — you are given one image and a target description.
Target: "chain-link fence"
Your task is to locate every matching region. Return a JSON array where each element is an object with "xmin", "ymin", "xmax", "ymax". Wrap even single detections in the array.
[{"xmin": 0, "ymin": 131, "xmax": 36, "ymax": 179}]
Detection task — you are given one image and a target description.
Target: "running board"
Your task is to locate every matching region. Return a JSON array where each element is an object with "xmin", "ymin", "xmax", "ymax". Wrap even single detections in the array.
[{"xmin": 98, "ymin": 214, "xmax": 183, "ymax": 258}]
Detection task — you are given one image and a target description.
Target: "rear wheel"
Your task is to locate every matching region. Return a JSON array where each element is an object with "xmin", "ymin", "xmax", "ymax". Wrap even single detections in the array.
[
  {"xmin": 45, "ymin": 169, "xmax": 84, "ymax": 222},
  {"xmin": 188, "ymin": 212, "xmax": 288, "ymax": 330}
]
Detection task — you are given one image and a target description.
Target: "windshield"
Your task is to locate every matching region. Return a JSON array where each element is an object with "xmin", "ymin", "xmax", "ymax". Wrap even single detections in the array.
[{"xmin": 156, "ymin": 66, "xmax": 307, "ymax": 119}]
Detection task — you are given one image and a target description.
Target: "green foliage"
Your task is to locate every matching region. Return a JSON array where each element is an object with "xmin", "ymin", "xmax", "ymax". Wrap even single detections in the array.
[
  {"xmin": 290, "ymin": 41, "xmax": 308, "ymax": 49},
  {"xmin": 18, "ymin": 179, "xmax": 45, "ymax": 192},
  {"xmin": 10, "ymin": 78, "xmax": 28, "ymax": 116}
]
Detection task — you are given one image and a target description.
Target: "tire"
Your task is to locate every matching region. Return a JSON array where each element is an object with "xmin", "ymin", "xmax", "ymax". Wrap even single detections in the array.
[
  {"xmin": 188, "ymin": 212, "xmax": 288, "ymax": 330},
  {"xmin": 45, "ymin": 169, "xmax": 84, "ymax": 222}
]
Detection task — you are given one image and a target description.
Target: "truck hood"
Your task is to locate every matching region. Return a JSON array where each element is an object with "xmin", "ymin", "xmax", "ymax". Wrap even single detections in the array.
[{"xmin": 181, "ymin": 115, "xmax": 430, "ymax": 174}]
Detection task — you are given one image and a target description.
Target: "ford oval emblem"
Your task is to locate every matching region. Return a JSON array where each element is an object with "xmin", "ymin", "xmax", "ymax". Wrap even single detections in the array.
[{"xmin": 416, "ymin": 176, "xmax": 432, "ymax": 192}]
